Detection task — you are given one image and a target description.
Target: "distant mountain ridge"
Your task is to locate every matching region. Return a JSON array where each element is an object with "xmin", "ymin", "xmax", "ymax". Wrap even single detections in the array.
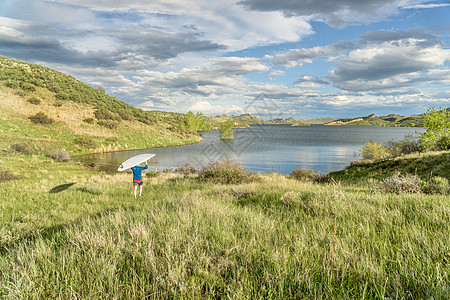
[{"xmin": 324, "ymin": 113, "xmax": 424, "ymax": 127}]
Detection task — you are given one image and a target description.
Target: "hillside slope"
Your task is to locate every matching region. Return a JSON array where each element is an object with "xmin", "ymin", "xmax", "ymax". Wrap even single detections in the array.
[
  {"xmin": 0, "ymin": 56, "xmax": 201, "ymax": 154},
  {"xmin": 329, "ymin": 151, "xmax": 450, "ymax": 182},
  {"xmin": 325, "ymin": 113, "xmax": 424, "ymax": 127}
]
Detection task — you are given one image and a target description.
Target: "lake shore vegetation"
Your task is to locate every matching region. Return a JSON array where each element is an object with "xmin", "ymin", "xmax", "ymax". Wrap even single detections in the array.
[{"xmin": 0, "ymin": 150, "xmax": 449, "ymax": 298}]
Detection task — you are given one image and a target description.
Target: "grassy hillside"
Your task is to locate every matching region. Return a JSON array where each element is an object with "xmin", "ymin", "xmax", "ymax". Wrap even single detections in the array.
[
  {"xmin": 325, "ymin": 113, "xmax": 424, "ymax": 127},
  {"xmin": 0, "ymin": 153, "xmax": 448, "ymax": 298},
  {"xmin": 0, "ymin": 56, "xmax": 201, "ymax": 155},
  {"xmin": 329, "ymin": 150, "xmax": 450, "ymax": 183}
]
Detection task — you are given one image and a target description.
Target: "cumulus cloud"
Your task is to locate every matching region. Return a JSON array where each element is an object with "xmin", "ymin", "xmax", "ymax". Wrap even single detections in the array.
[
  {"xmin": 272, "ymin": 40, "xmax": 361, "ymax": 67},
  {"xmin": 238, "ymin": 0, "xmax": 421, "ymax": 27},
  {"xmin": 328, "ymin": 32, "xmax": 450, "ymax": 91}
]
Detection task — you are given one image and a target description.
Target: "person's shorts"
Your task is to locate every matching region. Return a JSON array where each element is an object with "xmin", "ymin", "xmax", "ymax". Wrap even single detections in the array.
[{"xmin": 133, "ymin": 180, "xmax": 143, "ymax": 186}]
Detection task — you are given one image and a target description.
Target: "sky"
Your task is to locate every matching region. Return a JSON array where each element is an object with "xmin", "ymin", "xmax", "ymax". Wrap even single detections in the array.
[{"xmin": 0, "ymin": 0, "xmax": 449, "ymax": 119}]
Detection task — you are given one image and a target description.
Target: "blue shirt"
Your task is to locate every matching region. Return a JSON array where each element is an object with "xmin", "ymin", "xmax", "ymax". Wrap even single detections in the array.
[{"xmin": 131, "ymin": 165, "xmax": 148, "ymax": 181}]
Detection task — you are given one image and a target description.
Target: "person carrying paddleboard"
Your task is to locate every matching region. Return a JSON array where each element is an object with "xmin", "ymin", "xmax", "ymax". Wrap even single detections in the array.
[{"xmin": 131, "ymin": 161, "xmax": 148, "ymax": 198}]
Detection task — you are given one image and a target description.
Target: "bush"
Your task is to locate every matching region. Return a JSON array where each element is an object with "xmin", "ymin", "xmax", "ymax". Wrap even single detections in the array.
[
  {"xmin": 48, "ymin": 149, "xmax": 70, "ymax": 162},
  {"xmin": 219, "ymin": 120, "xmax": 234, "ymax": 140},
  {"xmin": 175, "ymin": 162, "xmax": 197, "ymax": 175},
  {"xmin": 0, "ymin": 169, "xmax": 20, "ymax": 182},
  {"xmin": 360, "ymin": 141, "xmax": 390, "ymax": 160},
  {"xmin": 376, "ymin": 172, "xmax": 423, "ymax": 194},
  {"xmin": 83, "ymin": 118, "xmax": 95, "ymax": 124},
  {"xmin": 94, "ymin": 108, "xmax": 121, "ymax": 122},
  {"xmin": 120, "ymin": 113, "xmax": 134, "ymax": 121},
  {"xmin": 199, "ymin": 161, "xmax": 258, "ymax": 184},
  {"xmin": 421, "ymin": 107, "xmax": 450, "ymax": 150},
  {"xmin": 145, "ymin": 171, "xmax": 158, "ymax": 178},
  {"xmin": 11, "ymin": 143, "xmax": 34, "ymax": 154},
  {"xmin": 29, "ymin": 112, "xmax": 54, "ymax": 125},
  {"xmin": 423, "ymin": 176, "xmax": 449, "ymax": 195},
  {"xmin": 290, "ymin": 168, "xmax": 322, "ymax": 182},
  {"xmin": 53, "ymin": 101, "xmax": 63, "ymax": 107},
  {"xmin": 387, "ymin": 134, "xmax": 423, "ymax": 156},
  {"xmin": 74, "ymin": 135, "xmax": 98, "ymax": 149},
  {"xmin": 27, "ymin": 97, "xmax": 41, "ymax": 105},
  {"xmin": 98, "ymin": 120, "xmax": 119, "ymax": 129},
  {"xmin": 437, "ymin": 135, "xmax": 450, "ymax": 150}
]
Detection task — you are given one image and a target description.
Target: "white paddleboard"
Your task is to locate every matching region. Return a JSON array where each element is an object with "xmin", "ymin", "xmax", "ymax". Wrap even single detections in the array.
[{"xmin": 117, "ymin": 153, "xmax": 155, "ymax": 171}]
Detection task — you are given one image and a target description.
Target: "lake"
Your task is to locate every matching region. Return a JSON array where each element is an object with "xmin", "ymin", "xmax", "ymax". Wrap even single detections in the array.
[{"xmin": 77, "ymin": 125, "xmax": 425, "ymax": 174}]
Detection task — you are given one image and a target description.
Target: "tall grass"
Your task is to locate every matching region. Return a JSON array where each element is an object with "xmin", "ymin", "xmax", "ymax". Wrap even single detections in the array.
[{"xmin": 0, "ymin": 157, "xmax": 448, "ymax": 299}]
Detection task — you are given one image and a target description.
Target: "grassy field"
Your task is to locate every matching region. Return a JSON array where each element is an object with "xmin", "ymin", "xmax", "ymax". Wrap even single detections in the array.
[{"xmin": 0, "ymin": 153, "xmax": 448, "ymax": 299}]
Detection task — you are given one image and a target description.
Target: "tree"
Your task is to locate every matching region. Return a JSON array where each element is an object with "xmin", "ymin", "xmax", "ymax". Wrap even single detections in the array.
[
  {"xmin": 421, "ymin": 107, "xmax": 450, "ymax": 150},
  {"xmin": 182, "ymin": 111, "xmax": 211, "ymax": 132},
  {"xmin": 219, "ymin": 120, "xmax": 234, "ymax": 140}
]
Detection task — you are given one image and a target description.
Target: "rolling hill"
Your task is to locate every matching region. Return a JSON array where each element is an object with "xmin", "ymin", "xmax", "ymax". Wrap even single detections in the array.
[{"xmin": 0, "ymin": 56, "xmax": 201, "ymax": 155}]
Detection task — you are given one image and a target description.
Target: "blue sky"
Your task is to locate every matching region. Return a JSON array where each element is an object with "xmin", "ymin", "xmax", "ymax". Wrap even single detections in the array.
[{"xmin": 0, "ymin": 0, "xmax": 449, "ymax": 119}]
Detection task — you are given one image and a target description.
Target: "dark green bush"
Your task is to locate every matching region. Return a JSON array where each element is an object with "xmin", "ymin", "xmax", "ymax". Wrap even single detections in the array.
[
  {"xmin": 120, "ymin": 113, "xmax": 134, "ymax": 121},
  {"xmin": 11, "ymin": 143, "xmax": 34, "ymax": 154},
  {"xmin": 290, "ymin": 168, "xmax": 322, "ymax": 181},
  {"xmin": 48, "ymin": 149, "xmax": 70, "ymax": 162},
  {"xmin": 83, "ymin": 118, "xmax": 95, "ymax": 124},
  {"xmin": 387, "ymin": 134, "xmax": 423, "ymax": 156},
  {"xmin": 74, "ymin": 135, "xmax": 98, "ymax": 149},
  {"xmin": 437, "ymin": 135, "xmax": 450, "ymax": 150},
  {"xmin": 138, "ymin": 118, "xmax": 152, "ymax": 125},
  {"xmin": 29, "ymin": 112, "xmax": 54, "ymax": 125},
  {"xmin": 98, "ymin": 120, "xmax": 119, "ymax": 129},
  {"xmin": 94, "ymin": 108, "xmax": 121, "ymax": 122},
  {"xmin": 199, "ymin": 161, "xmax": 258, "ymax": 184},
  {"xmin": 145, "ymin": 171, "xmax": 158, "ymax": 178},
  {"xmin": 27, "ymin": 97, "xmax": 41, "ymax": 105}
]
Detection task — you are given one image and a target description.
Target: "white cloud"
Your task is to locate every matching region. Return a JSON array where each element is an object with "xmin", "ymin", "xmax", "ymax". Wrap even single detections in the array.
[
  {"xmin": 329, "ymin": 39, "xmax": 450, "ymax": 91},
  {"xmin": 238, "ymin": 0, "xmax": 424, "ymax": 27},
  {"xmin": 188, "ymin": 100, "xmax": 244, "ymax": 115}
]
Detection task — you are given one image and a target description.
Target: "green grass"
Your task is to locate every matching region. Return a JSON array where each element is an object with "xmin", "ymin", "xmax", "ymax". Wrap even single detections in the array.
[
  {"xmin": 0, "ymin": 154, "xmax": 448, "ymax": 299},
  {"xmin": 330, "ymin": 151, "xmax": 450, "ymax": 183}
]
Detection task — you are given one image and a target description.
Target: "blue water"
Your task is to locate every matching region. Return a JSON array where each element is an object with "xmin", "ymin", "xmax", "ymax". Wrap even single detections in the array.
[{"xmin": 77, "ymin": 125, "xmax": 424, "ymax": 174}]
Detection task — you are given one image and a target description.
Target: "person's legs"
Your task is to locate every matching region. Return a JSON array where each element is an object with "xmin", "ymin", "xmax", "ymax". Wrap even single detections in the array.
[
  {"xmin": 134, "ymin": 184, "xmax": 138, "ymax": 198},
  {"xmin": 139, "ymin": 184, "xmax": 143, "ymax": 196}
]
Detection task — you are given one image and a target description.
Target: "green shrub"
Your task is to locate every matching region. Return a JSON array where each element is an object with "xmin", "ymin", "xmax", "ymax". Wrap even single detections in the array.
[
  {"xmin": 423, "ymin": 176, "xmax": 449, "ymax": 195},
  {"xmin": 94, "ymin": 108, "xmax": 121, "ymax": 122},
  {"xmin": 175, "ymin": 162, "xmax": 197, "ymax": 175},
  {"xmin": 376, "ymin": 172, "xmax": 423, "ymax": 194},
  {"xmin": 11, "ymin": 143, "xmax": 34, "ymax": 154},
  {"xmin": 138, "ymin": 118, "xmax": 152, "ymax": 125},
  {"xmin": 98, "ymin": 120, "xmax": 119, "ymax": 129},
  {"xmin": 437, "ymin": 135, "xmax": 450, "ymax": 150},
  {"xmin": 0, "ymin": 169, "xmax": 20, "ymax": 182},
  {"xmin": 219, "ymin": 120, "xmax": 234, "ymax": 140},
  {"xmin": 27, "ymin": 97, "xmax": 41, "ymax": 105},
  {"xmin": 83, "ymin": 118, "xmax": 95, "ymax": 124},
  {"xmin": 360, "ymin": 141, "xmax": 390, "ymax": 160},
  {"xmin": 48, "ymin": 149, "xmax": 70, "ymax": 162},
  {"xmin": 387, "ymin": 134, "xmax": 423, "ymax": 156},
  {"xmin": 74, "ymin": 135, "xmax": 98, "ymax": 149},
  {"xmin": 19, "ymin": 82, "xmax": 35, "ymax": 91},
  {"xmin": 199, "ymin": 161, "xmax": 258, "ymax": 184},
  {"xmin": 290, "ymin": 168, "xmax": 322, "ymax": 181},
  {"xmin": 120, "ymin": 113, "xmax": 134, "ymax": 121},
  {"xmin": 145, "ymin": 171, "xmax": 158, "ymax": 178},
  {"xmin": 29, "ymin": 112, "xmax": 54, "ymax": 125}
]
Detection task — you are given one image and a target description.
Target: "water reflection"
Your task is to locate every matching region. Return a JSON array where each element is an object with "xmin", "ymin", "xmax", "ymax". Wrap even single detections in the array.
[{"xmin": 76, "ymin": 125, "xmax": 424, "ymax": 174}]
